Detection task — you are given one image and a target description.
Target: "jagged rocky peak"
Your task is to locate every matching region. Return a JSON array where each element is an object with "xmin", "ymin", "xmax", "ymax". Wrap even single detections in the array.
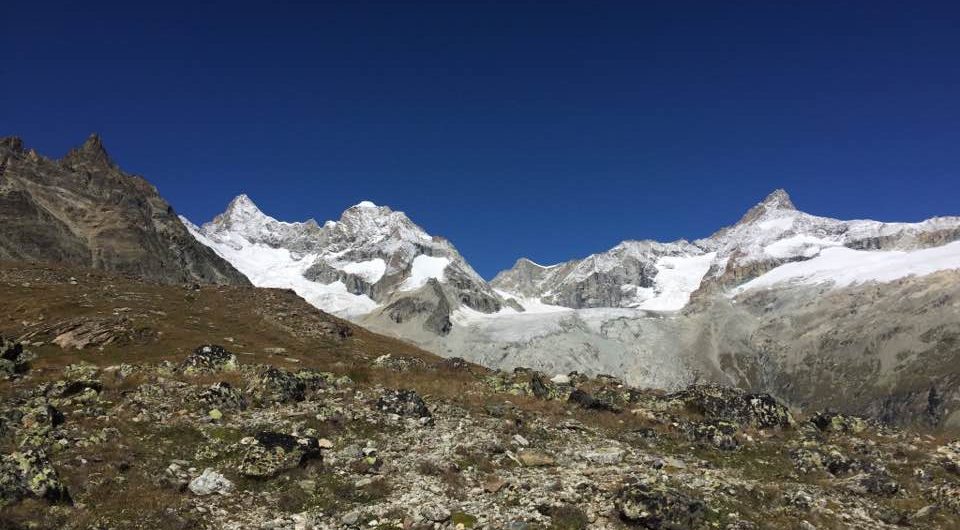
[
  {"xmin": 0, "ymin": 134, "xmax": 249, "ymax": 285},
  {"xmin": 62, "ymin": 133, "xmax": 113, "ymax": 168},
  {"xmin": 736, "ymin": 188, "xmax": 796, "ymax": 225},
  {"xmin": 0, "ymin": 136, "xmax": 25, "ymax": 153}
]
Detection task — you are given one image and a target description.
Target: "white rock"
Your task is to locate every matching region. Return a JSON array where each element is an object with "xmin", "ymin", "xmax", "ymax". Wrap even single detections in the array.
[
  {"xmin": 550, "ymin": 374, "xmax": 571, "ymax": 384},
  {"xmin": 188, "ymin": 468, "xmax": 233, "ymax": 496}
]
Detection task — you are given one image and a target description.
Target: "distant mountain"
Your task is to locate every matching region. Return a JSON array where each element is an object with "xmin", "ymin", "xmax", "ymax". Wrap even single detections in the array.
[
  {"xmin": 183, "ymin": 195, "xmax": 503, "ymax": 333},
  {"xmin": 492, "ymin": 189, "xmax": 960, "ymax": 309},
  {"xmin": 0, "ymin": 135, "xmax": 248, "ymax": 285}
]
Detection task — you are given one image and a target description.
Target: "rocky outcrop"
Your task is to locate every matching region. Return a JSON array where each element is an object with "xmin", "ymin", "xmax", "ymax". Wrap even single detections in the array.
[{"xmin": 0, "ymin": 135, "xmax": 249, "ymax": 286}]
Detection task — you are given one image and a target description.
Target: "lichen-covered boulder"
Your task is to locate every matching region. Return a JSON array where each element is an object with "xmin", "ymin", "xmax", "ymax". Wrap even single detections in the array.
[
  {"xmin": 179, "ymin": 345, "xmax": 238, "ymax": 373},
  {"xmin": 237, "ymin": 432, "xmax": 321, "ymax": 478},
  {"xmin": 615, "ymin": 480, "xmax": 706, "ymax": 529},
  {"xmin": 249, "ymin": 367, "xmax": 306, "ymax": 404},
  {"xmin": 686, "ymin": 420, "xmax": 739, "ymax": 451},
  {"xmin": 0, "ymin": 449, "xmax": 70, "ymax": 505},
  {"xmin": 937, "ymin": 440, "xmax": 960, "ymax": 474},
  {"xmin": 15, "ymin": 400, "xmax": 64, "ymax": 449},
  {"xmin": 568, "ymin": 388, "xmax": 622, "ymax": 413},
  {"xmin": 1, "ymin": 336, "xmax": 33, "ymax": 379},
  {"xmin": 196, "ymin": 382, "xmax": 247, "ymax": 412},
  {"xmin": 790, "ymin": 445, "xmax": 854, "ymax": 476},
  {"xmin": 810, "ymin": 411, "xmax": 868, "ymax": 434},
  {"xmin": 662, "ymin": 385, "xmax": 793, "ymax": 429},
  {"xmin": 377, "ymin": 389, "xmax": 432, "ymax": 421}
]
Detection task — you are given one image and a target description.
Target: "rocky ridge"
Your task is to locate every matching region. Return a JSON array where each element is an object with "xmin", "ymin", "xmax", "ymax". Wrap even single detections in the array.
[{"xmin": 0, "ymin": 135, "xmax": 249, "ymax": 286}]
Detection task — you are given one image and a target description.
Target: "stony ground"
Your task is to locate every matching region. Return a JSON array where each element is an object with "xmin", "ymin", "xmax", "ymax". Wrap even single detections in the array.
[{"xmin": 1, "ymin": 263, "xmax": 959, "ymax": 530}]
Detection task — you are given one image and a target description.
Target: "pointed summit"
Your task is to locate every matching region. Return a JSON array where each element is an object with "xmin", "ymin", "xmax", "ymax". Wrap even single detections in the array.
[
  {"xmin": 737, "ymin": 189, "xmax": 796, "ymax": 224},
  {"xmin": 216, "ymin": 194, "xmax": 271, "ymax": 227},
  {"xmin": 226, "ymin": 193, "xmax": 261, "ymax": 214},
  {"xmin": 62, "ymin": 133, "xmax": 113, "ymax": 168},
  {"xmin": 759, "ymin": 189, "xmax": 795, "ymax": 210}
]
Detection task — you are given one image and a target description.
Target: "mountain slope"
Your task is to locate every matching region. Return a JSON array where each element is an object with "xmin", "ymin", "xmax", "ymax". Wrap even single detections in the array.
[{"xmin": 0, "ymin": 135, "xmax": 248, "ymax": 286}]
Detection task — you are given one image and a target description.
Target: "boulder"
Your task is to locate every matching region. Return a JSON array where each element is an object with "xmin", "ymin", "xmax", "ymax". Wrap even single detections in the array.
[
  {"xmin": 249, "ymin": 367, "xmax": 306, "ymax": 404},
  {"xmin": 568, "ymin": 389, "xmax": 622, "ymax": 413},
  {"xmin": 0, "ymin": 449, "xmax": 70, "ymax": 506},
  {"xmin": 196, "ymin": 381, "xmax": 247, "ymax": 411},
  {"xmin": 663, "ymin": 385, "xmax": 793, "ymax": 429},
  {"xmin": 377, "ymin": 389, "xmax": 432, "ymax": 420},
  {"xmin": 179, "ymin": 345, "xmax": 238, "ymax": 373},
  {"xmin": 810, "ymin": 411, "xmax": 868, "ymax": 434},
  {"xmin": 188, "ymin": 468, "xmax": 234, "ymax": 495},
  {"xmin": 237, "ymin": 432, "xmax": 321, "ymax": 478},
  {"xmin": 616, "ymin": 481, "xmax": 706, "ymax": 529}
]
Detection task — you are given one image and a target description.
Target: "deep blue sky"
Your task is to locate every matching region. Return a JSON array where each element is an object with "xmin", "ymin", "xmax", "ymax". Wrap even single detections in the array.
[{"xmin": 4, "ymin": 1, "xmax": 960, "ymax": 278}]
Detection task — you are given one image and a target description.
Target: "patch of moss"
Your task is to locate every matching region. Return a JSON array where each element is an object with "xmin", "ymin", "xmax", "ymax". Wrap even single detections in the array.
[{"xmin": 451, "ymin": 512, "xmax": 477, "ymax": 528}]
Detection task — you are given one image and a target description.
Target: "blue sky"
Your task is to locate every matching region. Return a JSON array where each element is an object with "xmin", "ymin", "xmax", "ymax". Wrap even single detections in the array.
[{"xmin": 3, "ymin": 1, "xmax": 960, "ymax": 278}]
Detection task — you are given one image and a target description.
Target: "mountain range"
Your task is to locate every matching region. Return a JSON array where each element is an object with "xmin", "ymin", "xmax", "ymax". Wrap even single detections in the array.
[
  {"xmin": 184, "ymin": 177, "xmax": 960, "ymax": 429},
  {"xmin": 4, "ymin": 135, "xmax": 960, "ymax": 428}
]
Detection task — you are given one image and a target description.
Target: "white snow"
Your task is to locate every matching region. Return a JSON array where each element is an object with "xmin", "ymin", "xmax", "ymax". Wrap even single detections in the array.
[
  {"xmin": 763, "ymin": 235, "xmax": 840, "ymax": 259},
  {"xmin": 523, "ymin": 258, "xmax": 559, "ymax": 269},
  {"xmin": 635, "ymin": 252, "xmax": 716, "ymax": 311},
  {"xmin": 181, "ymin": 218, "xmax": 377, "ymax": 317},
  {"xmin": 757, "ymin": 216, "xmax": 795, "ymax": 232},
  {"xmin": 354, "ymin": 201, "xmax": 378, "ymax": 209},
  {"xmin": 337, "ymin": 258, "xmax": 386, "ymax": 284},
  {"xmin": 734, "ymin": 240, "xmax": 960, "ymax": 294},
  {"xmin": 400, "ymin": 255, "xmax": 450, "ymax": 291}
]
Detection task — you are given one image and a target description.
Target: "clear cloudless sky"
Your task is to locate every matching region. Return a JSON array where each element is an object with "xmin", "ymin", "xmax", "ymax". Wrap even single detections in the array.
[{"xmin": 3, "ymin": 1, "xmax": 960, "ymax": 278}]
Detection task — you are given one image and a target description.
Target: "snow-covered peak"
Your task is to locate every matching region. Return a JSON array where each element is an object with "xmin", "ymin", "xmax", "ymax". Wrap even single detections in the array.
[
  {"xmin": 221, "ymin": 193, "xmax": 268, "ymax": 222},
  {"xmin": 183, "ymin": 195, "xmax": 504, "ymax": 320}
]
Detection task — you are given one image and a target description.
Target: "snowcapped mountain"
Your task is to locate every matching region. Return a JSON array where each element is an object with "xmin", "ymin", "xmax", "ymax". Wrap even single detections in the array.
[
  {"xmin": 492, "ymin": 189, "xmax": 960, "ymax": 310},
  {"xmin": 182, "ymin": 195, "xmax": 501, "ymax": 326},
  {"xmin": 183, "ymin": 189, "xmax": 960, "ymax": 426}
]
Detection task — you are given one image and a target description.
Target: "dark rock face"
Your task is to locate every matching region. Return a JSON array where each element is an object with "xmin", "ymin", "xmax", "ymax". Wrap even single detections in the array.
[
  {"xmin": 615, "ymin": 481, "xmax": 706, "ymax": 529},
  {"xmin": 0, "ymin": 135, "xmax": 248, "ymax": 286},
  {"xmin": 382, "ymin": 279, "xmax": 453, "ymax": 335}
]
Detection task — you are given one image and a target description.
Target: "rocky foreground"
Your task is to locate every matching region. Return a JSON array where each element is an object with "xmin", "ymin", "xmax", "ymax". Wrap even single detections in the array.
[{"xmin": 2, "ymin": 335, "xmax": 960, "ymax": 530}]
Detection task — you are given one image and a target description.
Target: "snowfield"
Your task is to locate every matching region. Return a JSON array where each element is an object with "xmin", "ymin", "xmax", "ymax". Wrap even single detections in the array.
[
  {"xmin": 400, "ymin": 255, "xmax": 450, "ymax": 291},
  {"xmin": 734, "ymin": 240, "xmax": 960, "ymax": 294},
  {"xmin": 182, "ymin": 218, "xmax": 378, "ymax": 316},
  {"xmin": 337, "ymin": 258, "xmax": 386, "ymax": 284}
]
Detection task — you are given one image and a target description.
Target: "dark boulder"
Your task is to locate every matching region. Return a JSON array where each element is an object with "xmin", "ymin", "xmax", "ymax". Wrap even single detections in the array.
[
  {"xmin": 616, "ymin": 481, "xmax": 706, "ymax": 529},
  {"xmin": 568, "ymin": 389, "xmax": 622, "ymax": 413},
  {"xmin": 249, "ymin": 367, "xmax": 306, "ymax": 404},
  {"xmin": 237, "ymin": 432, "xmax": 321, "ymax": 478},
  {"xmin": 377, "ymin": 389, "xmax": 432, "ymax": 421},
  {"xmin": 179, "ymin": 345, "xmax": 238, "ymax": 374}
]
